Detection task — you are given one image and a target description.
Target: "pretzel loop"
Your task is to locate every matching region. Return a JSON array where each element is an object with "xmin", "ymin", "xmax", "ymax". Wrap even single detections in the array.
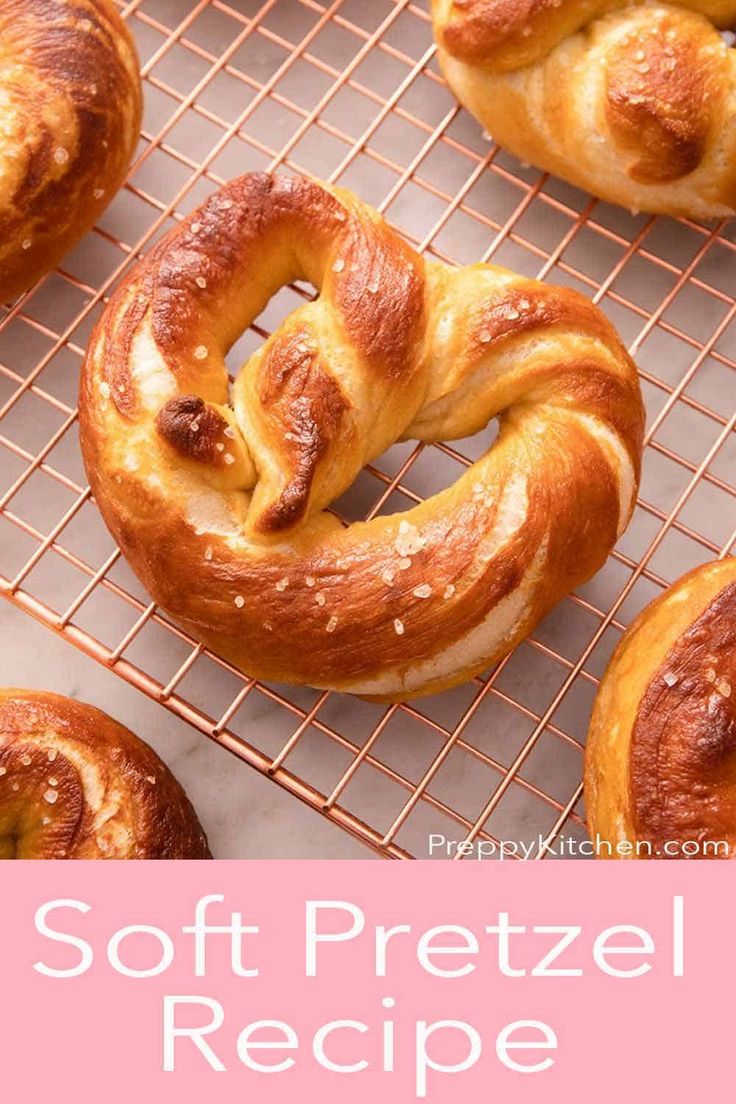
[{"xmin": 80, "ymin": 173, "xmax": 644, "ymax": 700}]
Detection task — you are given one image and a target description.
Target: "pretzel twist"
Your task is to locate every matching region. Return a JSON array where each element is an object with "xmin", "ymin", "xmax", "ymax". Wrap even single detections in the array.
[
  {"xmin": 79, "ymin": 173, "xmax": 644, "ymax": 701},
  {"xmin": 0, "ymin": 0, "xmax": 141, "ymax": 302},
  {"xmin": 0, "ymin": 690, "xmax": 210, "ymax": 859},
  {"xmin": 431, "ymin": 0, "xmax": 736, "ymax": 219},
  {"xmin": 585, "ymin": 559, "xmax": 736, "ymax": 859}
]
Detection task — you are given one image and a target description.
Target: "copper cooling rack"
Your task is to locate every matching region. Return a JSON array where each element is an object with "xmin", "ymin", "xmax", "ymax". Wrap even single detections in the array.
[{"xmin": 1, "ymin": 0, "xmax": 734, "ymax": 859}]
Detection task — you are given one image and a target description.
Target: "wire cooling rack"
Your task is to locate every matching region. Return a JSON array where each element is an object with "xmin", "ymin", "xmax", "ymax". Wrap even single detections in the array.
[{"xmin": 1, "ymin": 0, "xmax": 735, "ymax": 860}]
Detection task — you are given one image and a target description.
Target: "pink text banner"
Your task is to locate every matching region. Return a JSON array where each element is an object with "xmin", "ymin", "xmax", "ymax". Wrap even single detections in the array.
[{"xmin": 0, "ymin": 861, "xmax": 725, "ymax": 1102}]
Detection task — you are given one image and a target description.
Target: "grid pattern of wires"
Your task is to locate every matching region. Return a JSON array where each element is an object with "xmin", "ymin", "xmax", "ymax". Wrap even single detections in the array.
[{"xmin": 1, "ymin": 0, "xmax": 734, "ymax": 859}]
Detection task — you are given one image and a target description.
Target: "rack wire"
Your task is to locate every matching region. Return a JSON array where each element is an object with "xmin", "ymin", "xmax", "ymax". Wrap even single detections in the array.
[{"xmin": 1, "ymin": 0, "xmax": 734, "ymax": 859}]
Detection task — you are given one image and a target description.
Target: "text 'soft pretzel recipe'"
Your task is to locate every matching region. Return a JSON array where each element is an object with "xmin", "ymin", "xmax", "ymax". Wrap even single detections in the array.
[
  {"xmin": 0, "ymin": 0, "xmax": 141, "ymax": 302},
  {"xmin": 79, "ymin": 173, "xmax": 644, "ymax": 701},
  {"xmin": 0, "ymin": 690, "xmax": 211, "ymax": 859},
  {"xmin": 431, "ymin": 0, "xmax": 736, "ymax": 219}
]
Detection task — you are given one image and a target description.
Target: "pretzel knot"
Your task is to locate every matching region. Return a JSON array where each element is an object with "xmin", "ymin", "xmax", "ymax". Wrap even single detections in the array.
[
  {"xmin": 431, "ymin": 1, "xmax": 736, "ymax": 219},
  {"xmin": 79, "ymin": 173, "xmax": 644, "ymax": 700}
]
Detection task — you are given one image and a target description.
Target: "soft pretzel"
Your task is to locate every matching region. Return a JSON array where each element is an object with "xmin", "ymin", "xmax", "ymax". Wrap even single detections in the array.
[
  {"xmin": 0, "ymin": 0, "xmax": 141, "ymax": 303},
  {"xmin": 585, "ymin": 558, "xmax": 736, "ymax": 860},
  {"xmin": 0, "ymin": 689, "xmax": 210, "ymax": 859},
  {"xmin": 79, "ymin": 172, "xmax": 644, "ymax": 701},
  {"xmin": 431, "ymin": 1, "xmax": 736, "ymax": 219}
]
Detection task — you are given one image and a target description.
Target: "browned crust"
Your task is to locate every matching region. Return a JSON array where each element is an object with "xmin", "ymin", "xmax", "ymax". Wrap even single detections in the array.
[
  {"xmin": 146, "ymin": 173, "xmax": 427, "ymax": 386},
  {"xmin": 0, "ymin": 0, "xmax": 142, "ymax": 303},
  {"xmin": 584, "ymin": 558, "xmax": 736, "ymax": 860},
  {"xmin": 254, "ymin": 336, "xmax": 353, "ymax": 532},
  {"xmin": 629, "ymin": 581, "xmax": 736, "ymax": 857},
  {"xmin": 104, "ymin": 290, "xmax": 148, "ymax": 419},
  {"xmin": 156, "ymin": 395, "xmax": 235, "ymax": 470},
  {"xmin": 438, "ymin": 0, "xmax": 572, "ymax": 66},
  {"xmin": 435, "ymin": 0, "xmax": 736, "ymax": 67},
  {"xmin": 0, "ymin": 689, "xmax": 211, "ymax": 859},
  {"xmin": 78, "ymin": 171, "xmax": 644, "ymax": 699},
  {"xmin": 431, "ymin": 1, "xmax": 736, "ymax": 215},
  {"xmin": 604, "ymin": 16, "xmax": 725, "ymax": 184},
  {"xmin": 473, "ymin": 282, "xmax": 618, "ymax": 350}
]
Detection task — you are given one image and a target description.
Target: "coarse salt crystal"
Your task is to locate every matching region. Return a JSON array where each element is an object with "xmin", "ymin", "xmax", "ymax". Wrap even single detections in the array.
[
  {"xmin": 332, "ymin": 258, "xmax": 345, "ymax": 273},
  {"xmin": 44, "ymin": 789, "xmax": 58, "ymax": 805},
  {"xmin": 395, "ymin": 522, "xmax": 424, "ymax": 557},
  {"xmin": 443, "ymin": 584, "xmax": 455, "ymax": 600},
  {"xmin": 413, "ymin": 584, "xmax": 432, "ymax": 598},
  {"xmin": 196, "ymin": 276, "xmax": 207, "ymax": 289},
  {"xmin": 234, "ymin": 595, "xmax": 245, "ymax": 608},
  {"xmin": 194, "ymin": 345, "xmax": 208, "ymax": 360},
  {"xmin": 394, "ymin": 618, "xmax": 405, "ymax": 635},
  {"xmin": 305, "ymin": 576, "xmax": 316, "ymax": 587},
  {"xmin": 275, "ymin": 578, "xmax": 289, "ymax": 591},
  {"xmin": 326, "ymin": 616, "xmax": 338, "ymax": 633},
  {"xmin": 663, "ymin": 672, "xmax": 678, "ymax": 687}
]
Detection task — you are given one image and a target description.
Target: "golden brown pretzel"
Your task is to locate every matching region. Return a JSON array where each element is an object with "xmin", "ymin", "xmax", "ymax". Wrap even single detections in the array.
[
  {"xmin": 0, "ymin": 0, "xmax": 141, "ymax": 303},
  {"xmin": 431, "ymin": 0, "xmax": 736, "ymax": 219},
  {"xmin": 585, "ymin": 558, "xmax": 736, "ymax": 859},
  {"xmin": 79, "ymin": 172, "xmax": 644, "ymax": 701},
  {"xmin": 0, "ymin": 689, "xmax": 211, "ymax": 858}
]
